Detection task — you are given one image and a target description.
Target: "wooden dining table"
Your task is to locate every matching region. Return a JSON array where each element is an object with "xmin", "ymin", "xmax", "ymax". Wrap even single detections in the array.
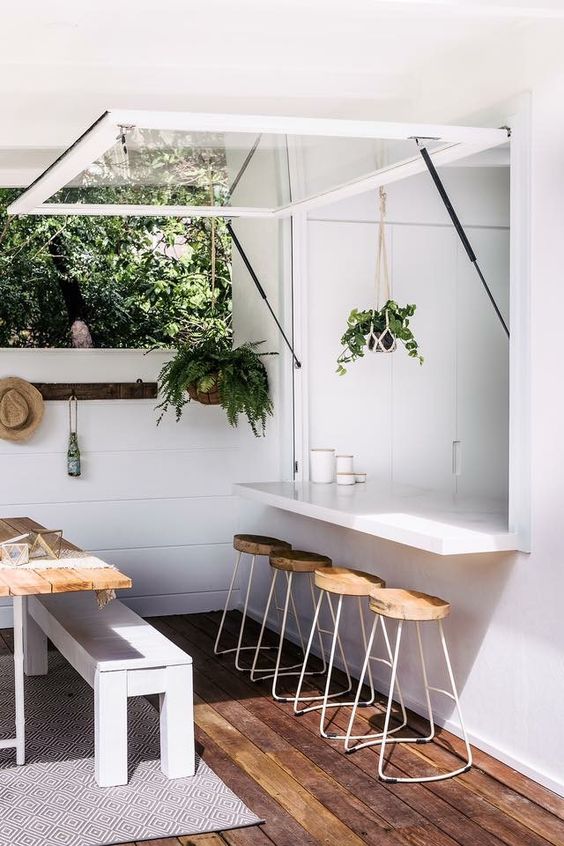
[{"xmin": 0, "ymin": 516, "xmax": 132, "ymax": 766}]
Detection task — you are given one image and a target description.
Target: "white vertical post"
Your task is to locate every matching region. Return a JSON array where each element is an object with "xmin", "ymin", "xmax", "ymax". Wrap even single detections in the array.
[
  {"xmin": 160, "ymin": 664, "xmax": 195, "ymax": 779},
  {"xmin": 290, "ymin": 212, "xmax": 309, "ymax": 482},
  {"xmin": 508, "ymin": 99, "xmax": 532, "ymax": 551},
  {"xmin": 13, "ymin": 596, "xmax": 25, "ymax": 766},
  {"xmin": 95, "ymin": 670, "xmax": 128, "ymax": 787}
]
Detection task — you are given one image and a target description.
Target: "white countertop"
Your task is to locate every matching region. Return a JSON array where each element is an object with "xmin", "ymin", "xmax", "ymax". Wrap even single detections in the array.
[{"xmin": 234, "ymin": 480, "xmax": 520, "ymax": 556}]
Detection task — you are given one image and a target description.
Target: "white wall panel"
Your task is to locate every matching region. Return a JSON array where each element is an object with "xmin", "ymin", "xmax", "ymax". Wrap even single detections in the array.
[
  {"xmin": 0, "ymin": 400, "xmax": 245, "ymax": 455},
  {"xmin": 105, "ymin": 543, "xmax": 234, "ymax": 596},
  {"xmin": 305, "ymin": 167, "xmax": 509, "ymax": 501},
  {"xmin": 456, "ymin": 229, "xmax": 510, "ymax": 499},
  {"xmin": 0, "ymin": 333, "xmax": 282, "ymax": 623},
  {"xmin": 312, "ymin": 168, "xmax": 510, "ymax": 228},
  {"xmin": 391, "ymin": 225, "xmax": 457, "ymax": 491},
  {"xmin": 0, "ymin": 496, "xmax": 237, "ymax": 551},
  {"xmin": 307, "ymin": 220, "xmax": 393, "ymax": 479}
]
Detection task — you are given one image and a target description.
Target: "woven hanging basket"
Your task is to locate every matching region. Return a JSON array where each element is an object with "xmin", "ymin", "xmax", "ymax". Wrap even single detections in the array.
[
  {"xmin": 366, "ymin": 324, "xmax": 397, "ymax": 353},
  {"xmin": 187, "ymin": 374, "xmax": 221, "ymax": 405},
  {"xmin": 366, "ymin": 307, "xmax": 397, "ymax": 354}
]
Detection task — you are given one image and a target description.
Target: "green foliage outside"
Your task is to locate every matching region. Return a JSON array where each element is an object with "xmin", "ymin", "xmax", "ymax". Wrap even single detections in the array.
[{"xmin": 0, "ymin": 142, "xmax": 232, "ymax": 348}]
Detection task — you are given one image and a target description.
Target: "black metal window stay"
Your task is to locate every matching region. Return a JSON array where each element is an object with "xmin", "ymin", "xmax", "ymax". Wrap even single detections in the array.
[
  {"xmin": 227, "ymin": 138, "xmax": 509, "ymax": 369},
  {"xmin": 226, "ymin": 221, "xmax": 302, "ymax": 369},
  {"xmin": 417, "ymin": 142, "xmax": 510, "ymax": 339}
]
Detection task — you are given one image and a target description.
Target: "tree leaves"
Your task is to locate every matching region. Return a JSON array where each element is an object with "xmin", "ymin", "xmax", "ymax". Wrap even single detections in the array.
[{"xmin": 0, "ymin": 186, "xmax": 231, "ymax": 348}]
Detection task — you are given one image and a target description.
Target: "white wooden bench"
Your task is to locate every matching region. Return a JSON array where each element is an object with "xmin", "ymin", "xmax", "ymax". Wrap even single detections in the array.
[{"xmin": 23, "ymin": 592, "xmax": 195, "ymax": 787}]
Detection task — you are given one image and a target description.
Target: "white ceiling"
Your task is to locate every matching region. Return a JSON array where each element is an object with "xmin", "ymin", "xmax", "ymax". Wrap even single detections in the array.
[{"xmin": 1, "ymin": 0, "xmax": 563, "ymax": 186}]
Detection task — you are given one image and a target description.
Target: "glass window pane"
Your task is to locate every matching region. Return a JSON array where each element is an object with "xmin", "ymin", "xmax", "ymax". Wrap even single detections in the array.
[{"xmin": 46, "ymin": 125, "xmax": 442, "ymax": 210}]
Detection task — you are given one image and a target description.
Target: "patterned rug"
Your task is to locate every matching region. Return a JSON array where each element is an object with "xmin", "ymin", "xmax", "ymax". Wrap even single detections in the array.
[{"xmin": 0, "ymin": 651, "xmax": 262, "ymax": 846}]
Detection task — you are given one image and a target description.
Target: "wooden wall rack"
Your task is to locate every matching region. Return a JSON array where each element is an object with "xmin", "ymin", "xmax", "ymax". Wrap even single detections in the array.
[{"xmin": 32, "ymin": 381, "xmax": 158, "ymax": 401}]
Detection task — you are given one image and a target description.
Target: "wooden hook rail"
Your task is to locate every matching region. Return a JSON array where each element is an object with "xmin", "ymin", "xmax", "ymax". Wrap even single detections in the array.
[{"xmin": 32, "ymin": 382, "xmax": 158, "ymax": 401}]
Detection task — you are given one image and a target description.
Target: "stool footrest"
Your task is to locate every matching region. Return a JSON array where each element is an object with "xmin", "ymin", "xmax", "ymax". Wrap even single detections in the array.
[{"xmin": 426, "ymin": 685, "xmax": 456, "ymax": 700}]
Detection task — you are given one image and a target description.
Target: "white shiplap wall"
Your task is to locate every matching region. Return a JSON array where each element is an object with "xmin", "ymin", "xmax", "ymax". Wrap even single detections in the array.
[{"xmin": 0, "ymin": 346, "xmax": 282, "ymax": 625}]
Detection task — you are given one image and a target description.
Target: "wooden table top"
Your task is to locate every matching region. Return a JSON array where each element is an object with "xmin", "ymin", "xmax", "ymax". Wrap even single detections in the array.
[{"xmin": 0, "ymin": 517, "xmax": 132, "ymax": 597}]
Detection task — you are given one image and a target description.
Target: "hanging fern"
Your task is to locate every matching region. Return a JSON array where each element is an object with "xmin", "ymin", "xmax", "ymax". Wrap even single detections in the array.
[{"xmin": 157, "ymin": 336, "xmax": 275, "ymax": 437}]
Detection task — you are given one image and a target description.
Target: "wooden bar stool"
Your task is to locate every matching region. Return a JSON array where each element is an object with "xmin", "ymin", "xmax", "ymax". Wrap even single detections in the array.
[
  {"xmin": 293, "ymin": 567, "xmax": 407, "ymax": 743},
  {"xmin": 214, "ymin": 534, "xmax": 291, "ymax": 671},
  {"xmin": 346, "ymin": 588, "xmax": 472, "ymax": 783},
  {"xmin": 250, "ymin": 549, "xmax": 332, "ymax": 701}
]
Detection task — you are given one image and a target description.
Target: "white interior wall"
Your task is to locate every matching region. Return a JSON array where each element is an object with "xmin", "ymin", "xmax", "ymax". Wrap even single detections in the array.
[
  {"xmin": 307, "ymin": 166, "xmax": 510, "ymax": 499},
  {"xmin": 0, "ymin": 348, "xmax": 280, "ymax": 626},
  {"xmin": 237, "ymin": 135, "xmax": 564, "ymax": 797}
]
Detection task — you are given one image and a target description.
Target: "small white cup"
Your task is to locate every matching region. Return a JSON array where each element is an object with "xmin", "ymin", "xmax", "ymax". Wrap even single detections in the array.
[
  {"xmin": 355, "ymin": 473, "xmax": 367, "ymax": 483},
  {"xmin": 336, "ymin": 454, "xmax": 354, "ymax": 474},
  {"xmin": 310, "ymin": 449, "xmax": 336, "ymax": 484},
  {"xmin": 336, "ymin": 472, "xmax": 356, "ymax": 486}
]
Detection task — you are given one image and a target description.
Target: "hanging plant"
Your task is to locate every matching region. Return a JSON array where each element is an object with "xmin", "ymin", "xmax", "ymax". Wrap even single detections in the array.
[
  {"xmin": 336, "ymin": 301, "xmax": 423, "ymax": 374},
  {"xmin": 156, "ymin": 335, "xmax": 276, "ymax": 437},
  {"xmin": 336, "ymin": 187, "xmax": 423, "ymax": 375}
]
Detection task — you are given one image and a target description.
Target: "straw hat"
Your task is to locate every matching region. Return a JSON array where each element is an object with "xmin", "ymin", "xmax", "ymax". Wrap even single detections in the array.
[{"xmin": 0, "ymin": 377, "xmax": 44, "ymax": 442}]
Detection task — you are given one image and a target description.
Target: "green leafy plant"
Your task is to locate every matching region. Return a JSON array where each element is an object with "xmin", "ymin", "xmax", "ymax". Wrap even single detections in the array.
[
  {"xmin": 157, "ymin": 334, "xmax": 275, "ymax": 437},
  {"xmin": 337, "ymin": 300, "xmax": 423, "ymax": 375},
  {"xmin": 0, "ymin": 143, "xmax": 232, "ymax": 349}
]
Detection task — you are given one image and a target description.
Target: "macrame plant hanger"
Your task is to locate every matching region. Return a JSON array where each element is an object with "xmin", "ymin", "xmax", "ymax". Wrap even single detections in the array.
[{"xmin": 367, "ymin": 187, "xmax": 396, "ymax": 354}]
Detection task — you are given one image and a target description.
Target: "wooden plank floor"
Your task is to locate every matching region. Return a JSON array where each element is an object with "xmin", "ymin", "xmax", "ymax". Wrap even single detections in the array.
[{"xmin": 3, "ymin": 610, "xmax": 563, "ymax": 846}]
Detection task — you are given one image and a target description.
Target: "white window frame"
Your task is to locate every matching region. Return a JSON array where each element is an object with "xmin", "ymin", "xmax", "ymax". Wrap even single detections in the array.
[
  {"xmin": 7, "ymin": 109, "xmax": 527, "ymax": 550},
  {"xmin": 7, "ymin": 109, "xmax": 508, "ymax": 218}
]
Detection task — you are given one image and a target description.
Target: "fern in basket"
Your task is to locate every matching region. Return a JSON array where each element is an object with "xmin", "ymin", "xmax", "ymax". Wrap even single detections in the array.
[{"xmin": 157, "ymin": 336, "xmax": 275, "ymax": 437}]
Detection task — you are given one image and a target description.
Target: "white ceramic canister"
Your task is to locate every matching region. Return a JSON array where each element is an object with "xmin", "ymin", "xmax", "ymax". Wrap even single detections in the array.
[
  {"xmin": 310, "ymin": 449, "xmax": 336, "ymax": 484},
  {"xmin": 355, "ymin": 472, "xmax": 367, "ymax": 483},
  {"xmin": 336, "ymin": 472, "xmax": 356, "ymax": 486},
  {"xmin": 336, "ymin": 454, "xmax": 354, "ymax": 474}
]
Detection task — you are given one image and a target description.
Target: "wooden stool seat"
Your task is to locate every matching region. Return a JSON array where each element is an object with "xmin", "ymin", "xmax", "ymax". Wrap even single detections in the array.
[
  {"xmin": 233, "ymin": 534, "xmax": 291, "ymax": 556},
  {"xmin": 314, "ymin": 566, "xmax": 385, "ymax": 596},
  {"xmin": 270, "ymin": 549, "xmax": 332, "ymax": 573},
  {"xmin": 369, "ymin": 588, "xmax": 450, "ymax": 622}
]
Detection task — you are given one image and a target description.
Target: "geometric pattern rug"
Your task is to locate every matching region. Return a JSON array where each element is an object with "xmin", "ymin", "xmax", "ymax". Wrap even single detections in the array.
[{"xmin": 0, "ymin": 652, "xmax": 262, "ymax": 846}]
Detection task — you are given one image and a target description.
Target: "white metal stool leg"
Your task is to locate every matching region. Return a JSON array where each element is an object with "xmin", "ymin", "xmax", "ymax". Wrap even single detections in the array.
[
  {"xmin": 293, "ymin": 589, "xmax": 352, "ymax": 715},
  {"xmin": 377, "ymin": 619, "xmax": 472, "ymax": 783},
  {"xmin": 344, "ymin": 614, "xmax": 408, "ymax": 752},
  {"xmin": 215, "ymin": 551, "xmax": 279, "ymax": 671},
  {"xmin": 319, "ymin": 596, "xmax": 382, "ymax": 739},
  {"xmin": 250, "ymin": 568, "xmax": 279, "ymax": 680},
  {"xmin": 233, "ymin": 553, "xmax": 258, "ymax": 671},
  {"xmin": 251, "ymin": 571, "xmax": 327, "ymax": 689},
  {"xmin": 295, "ymin": 591, "xmax": 388, "ymax": 732},
  {"xmin": 214, "ymin": 550, "xmax": 243, "ymax": 656},
  {"xmin": 270, "ymin": 572, "xmax": 294, "ymax": 700},
  {"xmin": 414, "ymin": 620, "xmax": 436, "ymax": 743}
]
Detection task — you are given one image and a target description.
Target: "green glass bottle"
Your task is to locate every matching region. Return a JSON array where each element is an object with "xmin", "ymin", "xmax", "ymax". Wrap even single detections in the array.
[{"xmin": 67, "ymin": 432, "xmax": 81, "ymax": 477}]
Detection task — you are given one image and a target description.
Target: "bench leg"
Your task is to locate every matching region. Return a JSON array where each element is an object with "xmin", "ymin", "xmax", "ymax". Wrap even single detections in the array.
[
  {"xmin": 160, "ymin": 664, "xmax": 195, "ymax": 779},
  {"xmin": 23, "ymin": 598, "xmax": 48, "ymax": 677},
  {"xmin": 95, "ymin": 670, "xmax": 128, "ymax": 787}
]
